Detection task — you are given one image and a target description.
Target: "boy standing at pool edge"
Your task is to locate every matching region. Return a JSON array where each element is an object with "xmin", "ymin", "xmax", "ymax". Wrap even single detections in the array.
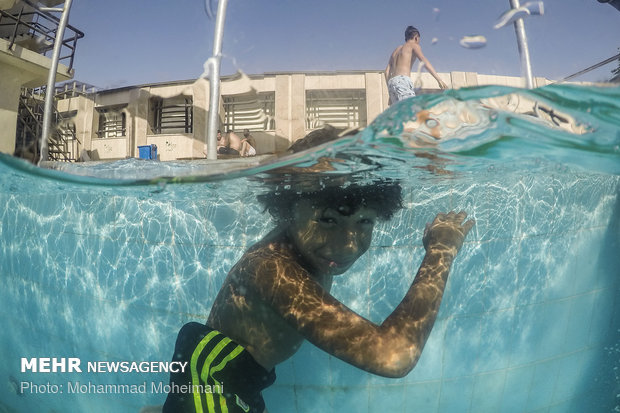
[
  {"xmin": 164, "ymin": 180, "xmax": 474, "ymax": 413},
  {"xmin": 385, "ymin": 25, "xmax": 448, "ymax": 105}
]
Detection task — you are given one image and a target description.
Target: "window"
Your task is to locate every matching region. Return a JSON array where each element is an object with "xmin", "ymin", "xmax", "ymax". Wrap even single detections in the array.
[
  {"xmin": 151, "ymin": 95, "xmax": 193, "ymax": 134},
  {"xmin": 223, "ymin": 92, "xmax": 275, "ymax": 132},
  {"xmin": 305, "ymin": 89, "xmax": 367, "ymax": 130},
  {"xmin": 96, "ymin": 106, "xmax": 126, "ymax": 138}
]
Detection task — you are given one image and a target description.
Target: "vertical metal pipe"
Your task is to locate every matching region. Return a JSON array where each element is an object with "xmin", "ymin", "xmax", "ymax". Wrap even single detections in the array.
[
  {"xmin": 509, "ymin": 0, "xmax": 534, "ymax": 89},
  {"xmin": 206, "ymin": 0, "xmax": 228, "ymax": 160},
  {"xmin": 39, "ymin": 0, "xmax": 73, "ymax": 164}
]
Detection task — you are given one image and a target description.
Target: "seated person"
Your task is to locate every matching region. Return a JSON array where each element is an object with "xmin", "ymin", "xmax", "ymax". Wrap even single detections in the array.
[
  {"xmin": 215, "ymin": 129, "xmax": 225, "ymax": 151},
  {"xmin": 217, "ymin": 130, "xmax": 241, "ymax": 156},
  {"xmin": 240, "ymin": 129, "xmax": 257, "ymax": 157},
  {"xmin": 164, "ymin": 137, "xmax": 473, "ymax": 413}
]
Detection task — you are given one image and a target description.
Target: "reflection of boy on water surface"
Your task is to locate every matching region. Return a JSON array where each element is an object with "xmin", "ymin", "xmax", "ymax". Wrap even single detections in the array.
[{"xmin": 164, "ymin": 136, "xmax": 474, "ymax": 413}]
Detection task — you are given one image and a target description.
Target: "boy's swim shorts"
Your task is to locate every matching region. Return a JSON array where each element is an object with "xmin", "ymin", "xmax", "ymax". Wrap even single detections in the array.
[{"xmin": 163, "ymin": 322, "xmax": 276, "ymax": 413}]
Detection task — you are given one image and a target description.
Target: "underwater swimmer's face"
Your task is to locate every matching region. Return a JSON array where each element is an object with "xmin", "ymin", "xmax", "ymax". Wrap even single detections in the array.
[{"xmin": 288, "ymin": 199, "xmax": 376, "ymax": 276}]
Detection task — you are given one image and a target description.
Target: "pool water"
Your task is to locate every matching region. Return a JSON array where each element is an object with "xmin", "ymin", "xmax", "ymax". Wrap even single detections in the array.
[{"xmin": 0, "ymin": 84, "xmax": 618, "ymax": 413}]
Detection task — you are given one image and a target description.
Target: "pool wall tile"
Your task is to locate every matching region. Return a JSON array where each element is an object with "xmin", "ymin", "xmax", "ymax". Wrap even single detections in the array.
[{"xmin": 0, "ymin": 167, "xmax": 618, "ymax": 413}]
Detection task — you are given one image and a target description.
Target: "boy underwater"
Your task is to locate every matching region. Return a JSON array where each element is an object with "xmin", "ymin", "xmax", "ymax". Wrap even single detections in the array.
[{"xmin": 163, "ymin": 141, "xmax": 474, "ymax": 413}]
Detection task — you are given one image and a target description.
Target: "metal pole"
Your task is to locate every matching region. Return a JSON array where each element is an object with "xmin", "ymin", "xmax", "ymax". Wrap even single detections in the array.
[
  {"xmin": 206, "ymin": 0, "xmax": 228, "ymax": 160},
  {"xmin": 39, "ymin": 0, "xmax": 73, "ymax": 164},
  {"xmin": 509, "ymin": 0, "xmax": 534, "ymax": 89},
  {"xmin": 557, "ymin": 53, "xmax": 620, "ymax": 83}
]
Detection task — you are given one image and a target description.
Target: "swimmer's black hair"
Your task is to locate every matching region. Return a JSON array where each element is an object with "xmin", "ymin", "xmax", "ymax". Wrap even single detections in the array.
[
  {"xmin": 257, "ymin": 180, "xmax": 403, "ymax": 223},
  {"xmin": 405, "ymin": 26, "xmax": 420, "ymax": 41}
]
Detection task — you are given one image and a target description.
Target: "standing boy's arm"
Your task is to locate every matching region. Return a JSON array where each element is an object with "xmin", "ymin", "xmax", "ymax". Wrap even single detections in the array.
[
  {"xmin": 411, "ymin": 43, "xmax": 448, "ymax": 89},
  {"xmin": 250, "ymin": 211, "xmax": 473, "ymax": 378}
]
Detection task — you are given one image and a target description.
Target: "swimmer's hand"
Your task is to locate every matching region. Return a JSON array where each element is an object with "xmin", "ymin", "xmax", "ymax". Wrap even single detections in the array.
[
  {"xmin": 437, "ymin": 79, "xmax": 448, "ymax": 89},
  {"xmin": 423, "ymin": 211, "xmax": 474, "ymax": 254}
]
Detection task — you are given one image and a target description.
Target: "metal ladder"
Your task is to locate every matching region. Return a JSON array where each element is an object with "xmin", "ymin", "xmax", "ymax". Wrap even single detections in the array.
[{"xmin": 16, "ymin": 86, "xmax": 80, "ymax": 162}]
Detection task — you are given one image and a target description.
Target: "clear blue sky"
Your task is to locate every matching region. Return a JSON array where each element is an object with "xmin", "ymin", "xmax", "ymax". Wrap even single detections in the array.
[{"xmin": 68, "ymin": 0, "xmax": 620, "ymax": 90}]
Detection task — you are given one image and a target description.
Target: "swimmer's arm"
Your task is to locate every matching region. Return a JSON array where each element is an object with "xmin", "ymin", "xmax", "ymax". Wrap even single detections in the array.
[
  {"xmin": 252, "ymin": 212, "xmax": 473, "ymax": 378},
  {"xmin": 381, "ymin": 212, "xmax": 474, "ymax": 361},
  {"xmin": 412, "ymin": 43, "xmax": 448, "ymax": 89}
]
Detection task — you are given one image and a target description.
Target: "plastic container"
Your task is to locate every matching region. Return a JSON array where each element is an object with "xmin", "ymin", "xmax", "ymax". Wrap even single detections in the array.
[{"xmin": 138, "ymin": 144, "xmax": 158, "ymax": 160}]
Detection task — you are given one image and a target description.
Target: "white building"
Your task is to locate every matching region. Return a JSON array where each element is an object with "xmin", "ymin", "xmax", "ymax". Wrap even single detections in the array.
[{"xmin": 52, "ymin": 70, "xmax": 553, "ymax": 162}]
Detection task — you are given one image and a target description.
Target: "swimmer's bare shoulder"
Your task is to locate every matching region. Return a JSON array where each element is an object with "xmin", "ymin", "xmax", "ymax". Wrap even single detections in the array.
[{"xmin": 208, "ymin": 229, "xmax": 313, "ymax": 370}]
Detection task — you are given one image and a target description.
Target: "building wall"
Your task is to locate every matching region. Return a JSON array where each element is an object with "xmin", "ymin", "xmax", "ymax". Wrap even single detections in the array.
[
  {"xmin": 0, "ymin": 37, "xmax": 72, "ymax": 154},
  {"xmin": 55, "ymin": 71, "xmax": 552, "ymax": 162}
]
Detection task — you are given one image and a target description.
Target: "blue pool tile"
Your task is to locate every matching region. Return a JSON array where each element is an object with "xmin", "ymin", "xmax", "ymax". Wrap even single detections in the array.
[
  {"xmin": 332, "ymin": 384, "xmax": 369, "ymax": 412},
  {"xmin": 561, "ymin": 292, "xmax": 596, "ymax": 354},
  {"xmin": 61, "ymin": 193, "xmax": 117, "ymax": 237},
  {"xmin": 110, "ymin": 196, "xmax": 143, "ymax": 242},
  {"xmin": 442, "ymin": 315, "xmax": 484, "ymax": 379},
  {"xmin": 138, "ymin": 199, "xmax": 175, "ymax": 245},
  {"xmin": 569, "ymin": 229, "xmax": 610, "ymax": 295},
  {"xmin": 476, "ymin": 179, "xmax": 523, "ymax": 243},
  {"xmin": 367, "ymin": 246, "xmax": 417, "ymax": 322},
  {"xmin": 518, "ymin": 174, "xmax": 565, "ymax": 238},
  {"xmin": 470, "ymin": 370, "xmax": 507, "ymax": 412},
  {"xmin": 548, "ymin": 399, "xmax": 574, "ymax": 413},
  {"xmin": 551, "ymin": 349, "xmax": 588, "ymax": 404},
  {"xmin": 586, "ymin": 287, "xmax": 617, "ymax": 347},
  {"xmin": 370, "ymin": 209, "xmax": 417, "ymax": 247},
  {"xmin": 411, "ymin": 185, "xmax": 453, "ymax": 216},
  {"xmin": 289, "ymin": 343, "xmax": 332, "ymax": 386},
  {"xmin": 524, "ymin": 359, "xmax": 561, "ymax": 411},
  {"xmin": 441, "ymin": 241, "xmax": 488, "ymax": 315},
  {"xmin": 330, "ymin": 255, "xmax": 370, "ymax": 318},
  {"xmin": 263, "ymin": 383, "xmax": 298, "ymax": 413},
  {"xmin": 403, "ymin": 380, "xmax": 441, "ymax": 411},
  {"xmin": 498, "ymin": 365, "xmax": 535, "ymax": 413},
  {"xmin": 293, "ymin": 386, "xmax": 333, "ymax": 412},
  {"xmin": 509, "ymin": 300, "xmax": 571, "ymax": 367},
  {"xmin": 173, "ymin": 245, "xmax": 242, "ymax": 315},
  {"xmin": 473, "ymin": 309, "xmax": 516, "ymax": 374},
  {"xmin": 273, "ymin": 358, "xmax": 296, "ymax": 386},
  {"xmin": 368, "ymin": 383, "xmax": 405, "ymax": 413},
  {"xmin": 170, "ymin": 200, "xmax": 220, "ymax": 246},
  {"xmin": 517, "ymin": 234, "xmax": 578, "ymax": 305},
  {"xmin": 481, "ymin": 239, "xmax": 521, "ymax": 311},
  {"xmin": 329, "ymin": 357, "xmax": 369, "ymax": 389},
  {"xmin": 438, "ymin": 376, "xmax": 475, "ymax": 412},
  {"xmin": 515, "ymin": 236, "xmax": 553, "ymax": 306},
  {"xmin": 211, "ymin": 200, "xmax": 248, "ymax": 248}
]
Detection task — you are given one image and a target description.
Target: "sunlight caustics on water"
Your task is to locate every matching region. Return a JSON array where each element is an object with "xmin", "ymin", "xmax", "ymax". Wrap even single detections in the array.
[{"xmin": 0, "ymin": 84, "xmax": 618, "ymax": 413}]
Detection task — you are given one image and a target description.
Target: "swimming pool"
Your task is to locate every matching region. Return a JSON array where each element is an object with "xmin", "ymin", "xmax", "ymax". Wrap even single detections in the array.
[{"xmin": 0, "ymin": 84, "xmax": 618, "ymax": 412}]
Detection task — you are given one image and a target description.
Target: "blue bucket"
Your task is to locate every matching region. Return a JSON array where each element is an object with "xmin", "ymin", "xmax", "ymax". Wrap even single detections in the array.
[{"xmin": 138, "ymin": 144, "xmax": 157, "ymax": 160}]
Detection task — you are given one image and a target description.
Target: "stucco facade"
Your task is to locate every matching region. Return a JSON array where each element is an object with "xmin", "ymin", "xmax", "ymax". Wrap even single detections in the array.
[
  {"xmin": 0, "ymin": 37, "xmax": 72, "ymax": 154},
  {"xmin": 54, "ymin": 70, "xmax": 552, "ymax": 162}
]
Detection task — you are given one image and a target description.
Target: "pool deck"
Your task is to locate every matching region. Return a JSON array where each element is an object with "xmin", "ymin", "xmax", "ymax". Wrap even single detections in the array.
[{"xmin": 37, "ymin": 153, "xmax": 281, "ymax": 181}]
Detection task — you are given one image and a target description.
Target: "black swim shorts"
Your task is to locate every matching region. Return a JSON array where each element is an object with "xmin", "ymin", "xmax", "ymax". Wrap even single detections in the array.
[{"xmin": 163, "ymin": 322, "xmax": 276, "ymax": 413}]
